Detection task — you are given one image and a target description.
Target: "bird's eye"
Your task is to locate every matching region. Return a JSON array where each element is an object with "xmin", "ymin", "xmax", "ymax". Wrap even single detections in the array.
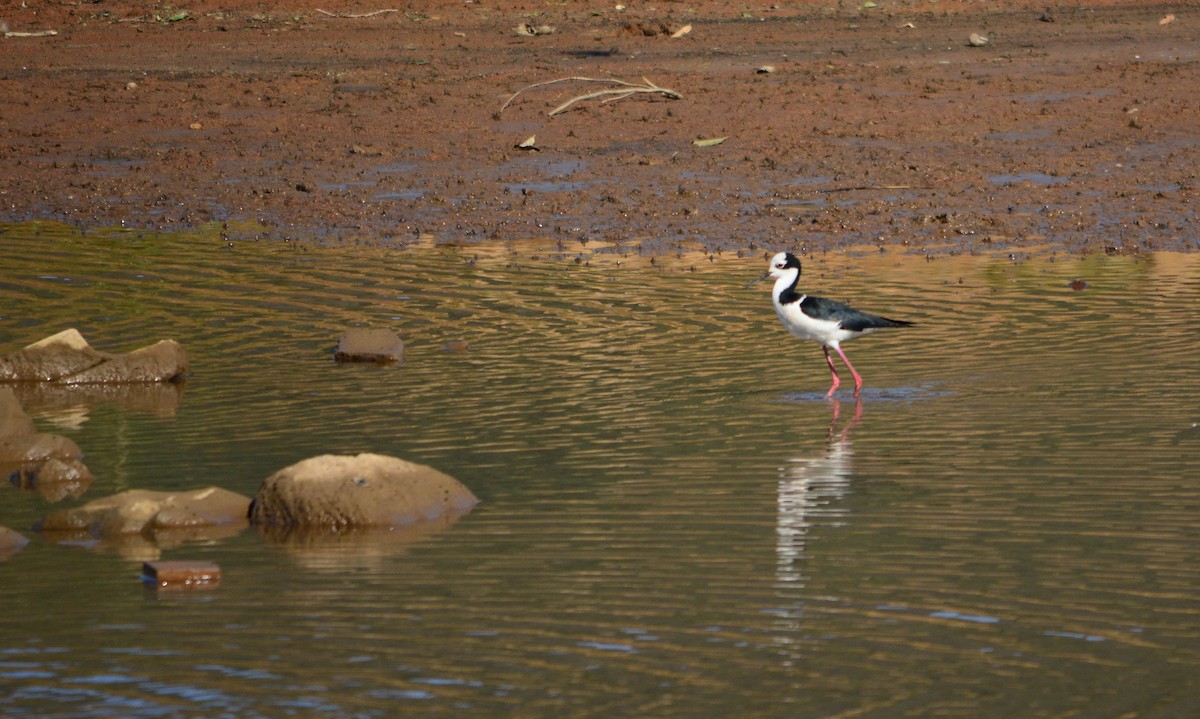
[{"xmin": 775, "ymin": 262, "xmax": 785, "ymax": 269}]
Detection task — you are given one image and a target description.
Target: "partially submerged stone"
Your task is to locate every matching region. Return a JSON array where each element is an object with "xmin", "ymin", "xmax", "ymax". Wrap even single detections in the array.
[
  {"xmin": 0, "ymin": 526, "xmax": 30, "ymax": 561},
  {"xmin": 0, "ymin": 329, "xmax": 188, "ymax": 384},
  {"xmin": 334, "ymin": 328, "xmax": 404, "ymax": 363},
  {"xmin": 38, "ymin": 486, "xmax": 251, "ymax": 541},
  {"xmin": 142, "ymin": 560, "xmax": 221, "ymax": 589},
  {"xmin": 63, "ymin": 340, "xmax": 189, "ymax": 384},
  {"xmin": 250, "ymin": 453, "xmax": 478, "ymax": 531},
  {"xmin": 1, "ymin": 386, "xmax": 41, "ymax": 438},
  {"xmin": 1, "ymin": 387, "xmax": 92, "ymax": 501},
  {"xmin": 8, "ymin": 456, "xmax": 94, "ymax": 502}
]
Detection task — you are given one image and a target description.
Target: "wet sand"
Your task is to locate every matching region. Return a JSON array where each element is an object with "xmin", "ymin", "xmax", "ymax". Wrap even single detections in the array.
[{"xmin": 2, "ymin": 0, "xmax": 1197, "ymax": 256}]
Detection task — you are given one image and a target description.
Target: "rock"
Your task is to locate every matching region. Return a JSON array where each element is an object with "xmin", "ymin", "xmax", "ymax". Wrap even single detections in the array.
[
  {"xmin": 0, "ymin": 329, "xmax": 188, "ymax": 384},
  {"xmin": 250, "ymin": 453, "xmax": 478, "ymax": 531},
  {"xmin": 37, "ymin": 487, "xmax": 251, "ymax": 541},
  {"xmin": 334, "ymin": 328, "xmax": 405, "ymax": 363},
  {"xmin": 1, "ymin": 387, "xmax": 91, "ymax": 501},
  {"xmin": 0, "ymin": 526, "xmax": 30, "ymax": 561},
  {"xmin": 63, "ymin": 340, "xmax": 189, "ymax": 384},
  {"xmin": 0, "ymin": 428, "xmax": 83, "ymax": 465},
  {"xmin": 0, "ymin": 386, "xmax": 38, "ymax": 436},
  {"xmin": 0, "ymin": 329, "xmax": 104, "ymax": 382},
  {"xmin": 142, "ymin": 560, "xmax": 221, "ymax": 589},
  {"xmin": 8, "ymin": 456, "xmax": 94, "ymax": 502}
]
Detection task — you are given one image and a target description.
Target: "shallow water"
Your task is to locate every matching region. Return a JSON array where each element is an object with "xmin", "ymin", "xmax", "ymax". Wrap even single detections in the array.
[{"xmin": 1, "ymin": 222, "xmax": 1198, "ymax": 718}]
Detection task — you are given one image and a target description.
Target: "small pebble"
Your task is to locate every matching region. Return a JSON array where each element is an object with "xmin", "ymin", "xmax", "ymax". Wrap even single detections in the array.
[{"xmin": 1069, "ymin": 279, "xmax": 1089, "ymax": 291}]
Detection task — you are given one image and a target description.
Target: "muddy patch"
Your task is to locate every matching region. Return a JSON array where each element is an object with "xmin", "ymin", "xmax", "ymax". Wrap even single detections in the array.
[{"xmin": 1, "ymin": 0, "xmax": 1197, "ymax": 256}]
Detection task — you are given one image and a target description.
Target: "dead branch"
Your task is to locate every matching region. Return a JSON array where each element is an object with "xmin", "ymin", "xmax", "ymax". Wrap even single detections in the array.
[
  {"xmin": 499, "ymin": 76, "xmax": 681, "ymax": 117},
  {"xmin": 4, "ymin": 29, "xmax": 58, "ymax": 38},
  {"xmin": 315, "ymin": 8, "xmax": 398, "ymax": 18},
  {"xmin": 818, "ymin": 185, "xmax": 914, "ymax": 193}
]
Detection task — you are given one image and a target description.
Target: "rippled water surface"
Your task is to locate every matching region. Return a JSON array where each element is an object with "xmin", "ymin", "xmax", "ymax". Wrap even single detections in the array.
[{"xmin": 2, "ymin": 222, "xmax": 1198, "ymax": 718}]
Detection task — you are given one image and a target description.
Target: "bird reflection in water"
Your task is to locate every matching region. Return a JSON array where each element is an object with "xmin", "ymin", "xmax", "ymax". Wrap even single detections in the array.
[{"xmin": 775, "ymin": 398, "xmax": 862, "ymax": 587}]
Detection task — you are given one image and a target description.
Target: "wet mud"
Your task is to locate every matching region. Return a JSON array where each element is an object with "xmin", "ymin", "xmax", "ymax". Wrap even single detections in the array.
[{"xmin": 2, "ymin": 0, "xmax": 1197, "ymax": 256}]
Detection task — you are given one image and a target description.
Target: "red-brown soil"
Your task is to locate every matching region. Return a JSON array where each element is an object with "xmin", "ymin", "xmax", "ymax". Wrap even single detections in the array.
[{"xmin": 2, "ymin": 1, "xmax": 1197, "ymax": 256}]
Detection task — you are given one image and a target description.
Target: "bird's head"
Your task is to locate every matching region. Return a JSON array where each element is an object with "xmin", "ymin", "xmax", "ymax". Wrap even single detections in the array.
[{"xmin": 748, "ymin": 251, "xmax": 801, "ymax": 287}]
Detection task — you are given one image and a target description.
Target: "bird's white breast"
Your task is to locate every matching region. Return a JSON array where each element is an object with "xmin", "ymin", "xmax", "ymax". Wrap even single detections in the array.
[
  {"xmin": 771, "ymin": 276, "xmax": 860, "ymax": 346},
  {"xmin": 774, "ymin": 297, "xmax": 844, "ymax": 343}
]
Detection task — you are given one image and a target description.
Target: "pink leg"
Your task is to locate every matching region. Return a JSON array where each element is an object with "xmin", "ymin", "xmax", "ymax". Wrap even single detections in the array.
[
  {"xmin": 822, "ymin": 347, "xmax": 840, "ymax": 397},
  {"xmin": 831, "ymin": 344, "xmax": 864, "ymax": 397}
]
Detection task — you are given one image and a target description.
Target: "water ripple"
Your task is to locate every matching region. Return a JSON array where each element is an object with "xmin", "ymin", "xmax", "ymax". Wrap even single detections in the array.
[{"xmin": 1, "ymin": 223, "xmax": 1198, "ymax": 718}]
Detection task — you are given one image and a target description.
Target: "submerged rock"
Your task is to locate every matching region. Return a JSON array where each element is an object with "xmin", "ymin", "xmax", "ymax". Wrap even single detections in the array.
[
  {"xmin": 250, "ymin": 453, "xmax": 478, "ymax": 531},
  {"xmin": 1, "ymin": 387, "xmax": 93, "ymax": 501},
  {"xmin": 0, "ymin": 329, "xmax": 188, "ymax": 384},
  {"xmin": 334, "ymin": 328, "xmax": 405, "ymax": 363},
  {"xmin": 37, "ymin": 486, "xmax": 251, "ymax": 541}
]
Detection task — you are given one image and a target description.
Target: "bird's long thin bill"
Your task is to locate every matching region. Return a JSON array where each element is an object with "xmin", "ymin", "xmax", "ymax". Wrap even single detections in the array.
[{"xmin": 746, "ymin": 272, "xmax": 769, "ymax": 288}]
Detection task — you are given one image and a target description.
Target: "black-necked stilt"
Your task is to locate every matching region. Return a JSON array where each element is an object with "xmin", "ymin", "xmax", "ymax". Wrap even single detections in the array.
[{"xmin": 749, "ymin": 251, "xmax": 912, "ymax": 398}]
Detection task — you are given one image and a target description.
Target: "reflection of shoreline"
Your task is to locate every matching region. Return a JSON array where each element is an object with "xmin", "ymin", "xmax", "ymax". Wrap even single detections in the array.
[
  {"xmin": 8, "ymin": 381, "xmax": 186, "ymax": 429},
  {"xmin": 775, "ymin": 399, "xmax": 861, "ymax": 587}
]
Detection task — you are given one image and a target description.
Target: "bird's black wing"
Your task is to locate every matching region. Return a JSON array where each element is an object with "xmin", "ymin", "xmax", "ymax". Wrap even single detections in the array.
[{"xmin": 800, "ymin": 295, "xmax": 913, "ymax": 331}]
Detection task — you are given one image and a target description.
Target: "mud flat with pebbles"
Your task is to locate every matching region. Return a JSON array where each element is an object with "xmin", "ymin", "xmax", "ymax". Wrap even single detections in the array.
[{"xmin": 2, "ymin": 0, "xmax": 1196, "ymax": 257}]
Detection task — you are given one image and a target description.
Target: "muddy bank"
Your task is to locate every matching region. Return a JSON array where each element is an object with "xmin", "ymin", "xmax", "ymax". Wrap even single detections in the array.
[{"xmin": 2, "ymin": 1, "xmax": 1197, "ymax": 256}]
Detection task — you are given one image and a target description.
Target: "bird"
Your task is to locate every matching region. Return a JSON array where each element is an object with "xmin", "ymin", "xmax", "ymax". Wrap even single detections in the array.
[{"xmin": 749, "ymin": 251, "xmax": 912, "ymax": 398}]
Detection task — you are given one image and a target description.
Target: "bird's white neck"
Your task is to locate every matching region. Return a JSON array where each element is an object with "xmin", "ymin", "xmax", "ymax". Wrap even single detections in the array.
[{"xmin": 772, "ymin": 268, "xmax": 801, "ymax": 303}]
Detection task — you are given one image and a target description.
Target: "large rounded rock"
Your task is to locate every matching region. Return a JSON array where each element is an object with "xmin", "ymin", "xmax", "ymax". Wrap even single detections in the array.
[{"xmin": 250, "ymin": 453, "xmax": 478, "ymax": 530}]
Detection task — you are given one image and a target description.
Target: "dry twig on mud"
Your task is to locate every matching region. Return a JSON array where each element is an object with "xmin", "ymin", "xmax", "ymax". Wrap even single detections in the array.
[
  {"xmin": 4, "ymin": 29, "xmax": 58, "ymax": 37},
  {"xmin": 315, "ymin": 8, "xmax": 398, "ymax": 18},
  {"xmin": 819, "ymin": 185, "xmax": 914, "ymax": 193},
  {"xmin": 498, "ymin": 76, "xmax": 681, "ymax": 117}
]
